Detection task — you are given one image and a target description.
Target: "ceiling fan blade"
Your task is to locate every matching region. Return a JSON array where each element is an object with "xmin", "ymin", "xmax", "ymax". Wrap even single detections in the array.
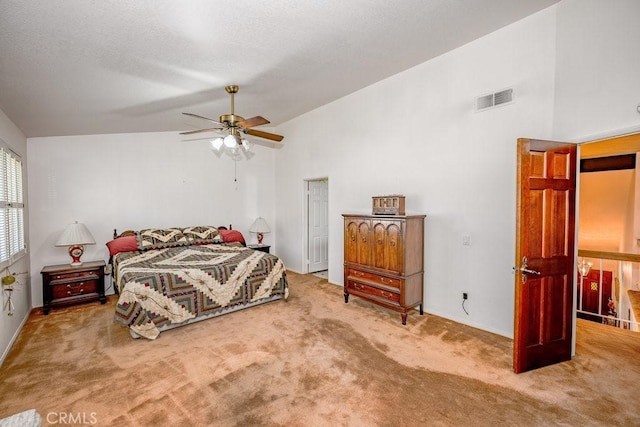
[
  {"xmin": 237, "ymin": 116, "xmax": 270, "ymax": 129},
  {"xmin": 182, "ymin": 112, "xmax": 223, "ymax": 126},
  {"xmin": 180, "ymin": 127, "xmax": 223, "ymax": 135},
  {"xmin": 245, "ymin": 129, "xmax": 284, "ymax": 142}
]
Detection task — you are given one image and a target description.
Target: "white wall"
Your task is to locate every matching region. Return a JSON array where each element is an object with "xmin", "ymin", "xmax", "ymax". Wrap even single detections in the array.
[
  {"xmin": 0, "ymin": 108, "xmax": 30, "ymax": 364},
  {"xmin": 275, "ymin": 7, "xmax": 557, "ymax": 337},
  {"xmin": 27, "ymin": 132, "xmax": 277, "ymax": 307},
  {"xmin": 553, "ymin": 0, "xmax": 640, "ymax": 140}
]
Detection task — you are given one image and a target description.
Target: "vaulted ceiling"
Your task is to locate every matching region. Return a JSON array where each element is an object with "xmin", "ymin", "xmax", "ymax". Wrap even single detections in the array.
[{"xmin": 0, "ymin": 0, "xmax": 559, "ymax": 137}]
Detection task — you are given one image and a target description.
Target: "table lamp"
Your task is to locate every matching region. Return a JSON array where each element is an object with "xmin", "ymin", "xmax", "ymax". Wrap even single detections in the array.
[
  {"xmin": 55, "ymin": 221, "xmax": 96, "ymax": 266},
  {"xmin": 249, "ymin": 217, "xmax": 270, "ymax": 245}
]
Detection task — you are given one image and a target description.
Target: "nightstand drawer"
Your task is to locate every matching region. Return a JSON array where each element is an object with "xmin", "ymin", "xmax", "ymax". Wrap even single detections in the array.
[
  {"xmin": 51, "ymin": 279, "xmax": 98, "ymax": 299},
  {"xmin": 50, "ymin": 270, "xmax": 98, "ymax": 281}
]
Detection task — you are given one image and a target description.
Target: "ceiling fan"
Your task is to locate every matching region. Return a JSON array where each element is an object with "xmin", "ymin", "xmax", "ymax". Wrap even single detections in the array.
[{"xmin": 180, "ymin": 85, "xmax": 284, "ymax": 160}]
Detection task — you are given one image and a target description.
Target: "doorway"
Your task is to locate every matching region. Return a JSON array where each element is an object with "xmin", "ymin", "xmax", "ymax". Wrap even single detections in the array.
[
  {"xmin": 577, "ymin": 132, "xmax": 640, "ymax": 330},
  {"xmin": 305, "ymin": 178, "xmax": 329, "ymax": 275}
]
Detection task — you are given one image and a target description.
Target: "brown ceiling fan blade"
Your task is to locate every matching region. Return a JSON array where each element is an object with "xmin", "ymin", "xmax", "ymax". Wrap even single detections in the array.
[
  {"xmin": 182, "ymin": 112, "xmax": 223, "ymax": 126},
  {"xmin": 180, "ymin": 127, "xmax": 223, "ymax": 135},
  {"xmin": 237, "ymin": 116, "xmax": 270, "ymax": 128},
  {"xmin": 245, "ymin": 129, "xmax": 284, "ymax": 142}
]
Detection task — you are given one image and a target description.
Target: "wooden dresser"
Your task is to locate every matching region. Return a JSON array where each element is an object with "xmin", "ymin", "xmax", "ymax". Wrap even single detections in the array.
[{"xmin": 342, "ymin": 214, "xmax": 425, "ymax": 324}]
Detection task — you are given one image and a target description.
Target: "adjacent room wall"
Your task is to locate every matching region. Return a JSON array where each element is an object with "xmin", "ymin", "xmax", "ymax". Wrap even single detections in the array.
[
  {"xmin": 27, "ymin": 132, "xmax": 277, "ymax": 307},
  {"xmin": 275, "ymin": 7, "xmax": 558, "ymax": 337},
  {"xmin": 0, "ymin": 108, "xmax": 30, "ymax": 364}
]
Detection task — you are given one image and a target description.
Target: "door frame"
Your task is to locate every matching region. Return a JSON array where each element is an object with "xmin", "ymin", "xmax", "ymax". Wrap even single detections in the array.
[
  {"xmin": 303, "ymin": 177, "xmax": 329, "ymax": 274},
  {"xmin": 573, "ymin": 129, "xmax": 640, "ymax": 354}
]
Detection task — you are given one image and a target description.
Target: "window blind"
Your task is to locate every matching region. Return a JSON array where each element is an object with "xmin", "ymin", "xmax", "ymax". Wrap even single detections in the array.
[{"xmin": 0, "ymin": 144, "xmax": 26, "ymax": 269}]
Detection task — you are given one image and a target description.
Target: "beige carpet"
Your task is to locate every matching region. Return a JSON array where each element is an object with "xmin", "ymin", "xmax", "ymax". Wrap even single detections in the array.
[{"xmin": 1, "ymin": 271, "xmax": 639, "ymax": 426}]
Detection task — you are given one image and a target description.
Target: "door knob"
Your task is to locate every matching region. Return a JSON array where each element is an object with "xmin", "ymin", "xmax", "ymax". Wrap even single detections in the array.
[{"xmin": 513, "ymin": 256, "xmax": 540, "ymax": 283}]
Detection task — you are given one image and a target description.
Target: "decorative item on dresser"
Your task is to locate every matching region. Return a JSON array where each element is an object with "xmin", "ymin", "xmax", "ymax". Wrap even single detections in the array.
[
  {"xmin": 41, "ymin": 260, "xmax": 106, "ymax": 315},
  {"xmin": 372, "ymin": 195, "xmax": 405, "ymax": 216},
  {"xmin": 342, "ymin": 213, "xmax": 425, "ymax": 324}
]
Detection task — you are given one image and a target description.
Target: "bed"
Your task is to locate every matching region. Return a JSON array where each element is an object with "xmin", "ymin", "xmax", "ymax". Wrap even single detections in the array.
[{"xmin": 108, "ymin": 225, "xmax": 288, "ymax": 339}]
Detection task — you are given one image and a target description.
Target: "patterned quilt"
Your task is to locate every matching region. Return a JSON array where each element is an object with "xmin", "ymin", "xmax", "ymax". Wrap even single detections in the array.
[{"xmin": 113, "ymin": 243, "xmax": 288, "ymax": 339}]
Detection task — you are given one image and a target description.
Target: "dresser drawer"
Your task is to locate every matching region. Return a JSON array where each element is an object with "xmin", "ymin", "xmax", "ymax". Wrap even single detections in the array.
[
  {"xmin": 51, "ymin": 280, "xmax": 98, "ymax": 299},
  {"xmin": 347, "ymin": 268, "xmax": 401, "ymax": 288},
  {"xmin": 346, "ymin": 279, "xmax": 400, "ymax": 303}
]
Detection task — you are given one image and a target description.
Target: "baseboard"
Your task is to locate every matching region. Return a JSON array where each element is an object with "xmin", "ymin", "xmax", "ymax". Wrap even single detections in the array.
[{"xmin": 0, "ymin": 308, "xmax": 31, "ymax": 367}]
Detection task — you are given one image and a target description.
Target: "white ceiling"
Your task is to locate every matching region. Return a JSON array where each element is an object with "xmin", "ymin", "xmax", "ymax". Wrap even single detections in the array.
[{"xmin": 0, "ymin": 0, "xmax": 560, "ymax": 138}]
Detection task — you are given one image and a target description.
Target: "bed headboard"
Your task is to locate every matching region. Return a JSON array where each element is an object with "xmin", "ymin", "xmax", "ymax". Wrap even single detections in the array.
[{"xmin": 113, "ymin": 225, "xmax": 233, "ymax": 239}]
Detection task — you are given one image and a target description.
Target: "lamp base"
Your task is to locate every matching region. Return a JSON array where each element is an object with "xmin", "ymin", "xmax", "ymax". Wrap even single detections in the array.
[
  {"xmin": 257, "ymin": 233, "xmax": 264, "ymax": 245},
  {"xmin": 68, "ymin": 245, "xmax": 85, "ymax": 266}
]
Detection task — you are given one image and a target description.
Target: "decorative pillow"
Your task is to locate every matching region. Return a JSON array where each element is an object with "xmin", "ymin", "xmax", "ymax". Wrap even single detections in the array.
[
  {"xmin": 137, "ymin": 227, "xmax": 188, "ymax": 250},
  {"xmin": 106, "ymin": 235, "xmax": 139, "ymax": 256},
  {"xmin": 219, "ymin": 229, "xmax": 246, "ymax": 245},
  {"xmin": 182, "ymin": 225, "xmax": 223, "ymax": 245}
]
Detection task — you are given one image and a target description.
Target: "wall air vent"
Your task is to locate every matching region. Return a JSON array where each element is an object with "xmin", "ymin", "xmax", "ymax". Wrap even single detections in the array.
[{"xmin": 475, "ymin": 88, "xmax": 514, "ymax": 112}]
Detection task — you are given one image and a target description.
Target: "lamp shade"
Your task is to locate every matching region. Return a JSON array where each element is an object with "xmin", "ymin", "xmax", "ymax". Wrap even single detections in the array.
[
  {"xmin": 249, "ymin": 217, "xmax": 270, "ymax": 234},
  {"xmin": 55, "ymin": 222, "xmax": 96, "ymax": 246}
]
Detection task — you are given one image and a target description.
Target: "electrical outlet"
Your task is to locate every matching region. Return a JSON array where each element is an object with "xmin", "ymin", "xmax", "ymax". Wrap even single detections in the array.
[{"xmin": 463, "ymin": 292, "xmax": 468, "ymax": 300}]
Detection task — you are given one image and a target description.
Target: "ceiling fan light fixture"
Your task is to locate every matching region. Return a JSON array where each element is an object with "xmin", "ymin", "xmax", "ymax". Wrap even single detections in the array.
[
  {"xmin": 180, "ymin": 85, "xmax": 284, "ymax": 165},
  {"xmin": 210, "ymin": 137, "xmax": 224, "ymax": 151},
  {"xmin": 223, "ymin": 134, "xmax": 237, "ymax": 148}
]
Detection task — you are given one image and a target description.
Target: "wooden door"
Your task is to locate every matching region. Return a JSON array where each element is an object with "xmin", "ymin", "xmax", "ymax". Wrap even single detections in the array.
[
  {"xmin": 579, "ymin": 270, "xmax": 613, "ymax": 317},
  {"xmin": 514, "ymin": 138, "xmax": 577, "ymax": 373}
]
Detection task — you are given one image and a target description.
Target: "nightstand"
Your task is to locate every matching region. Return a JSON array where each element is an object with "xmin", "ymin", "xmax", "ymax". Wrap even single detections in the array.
[
  {"xmin": 247, "ymin": 244, "xmax": 270, "ymax": 254},
  {"xmin": 41, "ymin": 260, "xmax": 106, "ymax": 315}
]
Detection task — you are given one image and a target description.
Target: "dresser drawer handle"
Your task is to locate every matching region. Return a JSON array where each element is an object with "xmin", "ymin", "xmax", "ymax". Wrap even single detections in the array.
[
  {"xmin": 66, "ymin": 282, "xmax": 84, "ymax": 288},
  {"xmin": 67, "ymin": 288, "xmax": 84, "ymax": 295}
]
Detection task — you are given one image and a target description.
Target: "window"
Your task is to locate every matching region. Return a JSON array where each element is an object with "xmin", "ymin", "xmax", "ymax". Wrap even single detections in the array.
[{"xmin": 0, "ymin": 142, "xmax": 26, "ymax": 269}]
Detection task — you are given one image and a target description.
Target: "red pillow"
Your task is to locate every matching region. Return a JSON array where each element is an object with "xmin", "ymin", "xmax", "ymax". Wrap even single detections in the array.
[
  {"xmin": 218, "ymin": 229, "xmax": 245, "ymax": 244},
  {"xmin": 106, "ymin": 235, "xmax": 139, "ymax": 256}
]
